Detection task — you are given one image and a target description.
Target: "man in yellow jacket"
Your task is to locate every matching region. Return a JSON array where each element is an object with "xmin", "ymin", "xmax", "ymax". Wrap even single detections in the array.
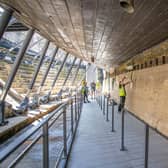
[{"xmin": 118, "ymin": 76, "xmax": 131, "ymax": 112}]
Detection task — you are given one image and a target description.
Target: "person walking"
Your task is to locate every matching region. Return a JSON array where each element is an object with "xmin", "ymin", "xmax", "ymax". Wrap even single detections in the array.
[
  {"xmin": 81, "ymin": 81, "xmax": 90, "ymax": 103},
  {"xmin": 90, "ymin": 81, "xmax": 96, "ymax": 99}
]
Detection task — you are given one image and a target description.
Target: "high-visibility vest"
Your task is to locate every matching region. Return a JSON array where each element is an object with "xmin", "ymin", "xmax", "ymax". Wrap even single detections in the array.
[
  {"xmin": 96, "ymin": 82, "xmax": 100, "ymax": 89},
  {"xmin": 119, "ymin": 85, "xmax": 126, "ymax": 97},
  {"xmin": 81, "ymin": 87, "xmax": 85, "ymax": 95},
  {"xmin": 82, "ymin": 80, "xmax": 86, "ymax": 87}
]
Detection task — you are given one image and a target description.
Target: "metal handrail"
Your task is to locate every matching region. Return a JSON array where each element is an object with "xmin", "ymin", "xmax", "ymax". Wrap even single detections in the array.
[
  {"xmin": 96, "ymin": 94, "xmax": 168, "ymax": 168},
  {"xmin": 0, "ymin": 94, "xmax": 83, "ymax": 168}
]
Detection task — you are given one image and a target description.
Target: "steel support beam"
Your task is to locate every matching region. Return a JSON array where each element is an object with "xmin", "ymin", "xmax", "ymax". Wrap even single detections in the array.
[
  {"xmin": 71, "ymin": 99, "xmax": 74, "ymax": 134},
  {"xmin": 62, "ymin": 57, "xmax": 77, "ymax": 87},
  {"xmin": 0, "ymin": 7, "xmax": 13, "ymax": 39},
  {"xmin": 0, "ymin": 29, "xmax": 34, "ymax": 125},
  {"xmin": 71, "ymin": 60, "xmax": 82, "ymax": 86},
  {"xmin": 48, "ymin": 53, "xmax": 69, "ymax": 96},
  {"xmin": 63, "ymin": 106, "xmax": 67, "ymax": 157},
  {"xmin": 27, "ymin": 40, "xmax": 49, "ymax": 93},
  {"xmin": 37, "ymin": 47, "xmax": 58, "ymax": 94}
]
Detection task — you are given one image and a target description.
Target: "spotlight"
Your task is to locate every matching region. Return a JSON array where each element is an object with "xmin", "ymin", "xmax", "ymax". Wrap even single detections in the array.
[{"xmin": 119, "ymin": 0, "xmax": 135, "ymax": 14}]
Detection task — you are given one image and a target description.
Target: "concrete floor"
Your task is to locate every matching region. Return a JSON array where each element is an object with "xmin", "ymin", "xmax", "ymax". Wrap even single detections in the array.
[{"xmin": 67, "ymin": 100, "xmax": 168, "ymax": 168}]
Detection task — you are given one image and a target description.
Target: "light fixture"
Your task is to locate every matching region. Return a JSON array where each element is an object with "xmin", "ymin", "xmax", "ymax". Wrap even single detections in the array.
[
  {"xmin": 126, "ymin": 65, "xmax": 133, "ymax": 70},
  {"xmin": 0, "ymin": 6, "xmax": 4, "ymax": 13},
  {"xmin": 119, "ymin": 0, "xmax": 135, "ymax": 14}
]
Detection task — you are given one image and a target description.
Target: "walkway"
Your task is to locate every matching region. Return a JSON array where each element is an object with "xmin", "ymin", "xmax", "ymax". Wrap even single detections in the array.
[{"xmin": 67, "ymin": 100, "xmax": 168, "ymax": 168}]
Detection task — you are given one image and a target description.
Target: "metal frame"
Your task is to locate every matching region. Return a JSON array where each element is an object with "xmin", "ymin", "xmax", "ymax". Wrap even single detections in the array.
[
  {"xmin": 37, "ymin": 47, "xmax": 58, "ymax": 94},
  {"xmin": 71, "ymin": 99, "xmax": 74, "ymax": 134},
  {"xmin": 43, "ymin": 122, "xmax": 49, "ymax": 168},
  {"xmin": 27, "ymin": 40, "xmax": 49, "ymax": 93},
  {"xmin": 0, "ymin": 29, "xmax": 34, "ymax": 125},
  {"xmin": 62, "ymin": 57, "xmax": 77, "ymax": 87},
  {"xmin": 6, "ymin": 22, "xmax": 29, "ymax": 32},
  {"xmin": 47, "ymin": 52, "xmax": 69, "ymax": 97},
  {"xmin": 71, "ymin": 60, "xmax": 82, "ymax": 86},
  {"xmin": 0, "ymin": 94, "xmax": 83, "ymax": 168},
  {"xmin": 19, "ymin": 40, "xmax": 50, "ymax": 109},
  {"xmin": 97, "ymin": 95, "xmax": 160, "ymax": 168},
  {"xmin": 0, "ymin": 7, "xmax": 13, "ymax": 39},
  {"xmin": 63, "ymin": 106, "xmax": 67, "ymax": 157}
]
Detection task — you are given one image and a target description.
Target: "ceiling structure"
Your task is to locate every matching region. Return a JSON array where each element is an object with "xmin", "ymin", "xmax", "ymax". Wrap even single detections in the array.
[{"xmin": 0, "ymin": 0, "xmax": 168, "ymax": 70}]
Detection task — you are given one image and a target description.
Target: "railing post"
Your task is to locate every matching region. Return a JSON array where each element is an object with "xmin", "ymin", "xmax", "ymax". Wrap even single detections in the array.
[
  {"xmin": 106, "ymin": 96, "xmax": 109, "ymax": 121},
  {"xmin": 101, "ymin": 96, "xmax": 102, "ymax": 110},
  {"xmin": 99, "ymin": 96, "xmax": 101, "ymax": 106},
  {"xmin": 145, "ymin": 124, "xmax": 149, "ymax": 168},
  {"xmin": 120, "ymin": 108, "xmax": 126, "ymax": 151},
  {"xmin": 63, "ymin": 106, "xmax": 67, "ymax": 157},
  {"xmin": 71, "ymin": 99, "xmax": 74, "ymax": 134},
  {"xmin": 75, "ymin": 95, "xmax": 77, "ymax": 121},
  {"xmin": 0, "ymin": 7, "xmax": 13, "ymax": 39},
  {"xmin": 103, "ymin": 95, "xmax": 105, "ymax": 115},
  {"xmin": 43, "ymin": 122, "xmax": 49, "ymax": 168},
  {"xmin": 0, "ymin": 28, "xmax": 34, "ymax": 125},
  {"xmin": 111, "ymin": 100, "xmax": 115, "ymax": 132}
]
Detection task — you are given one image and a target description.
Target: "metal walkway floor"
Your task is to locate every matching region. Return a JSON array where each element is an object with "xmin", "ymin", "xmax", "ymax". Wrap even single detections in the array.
[{"xmin": 67, "ymin": 100, "xmax": 168, "ymax": 168}]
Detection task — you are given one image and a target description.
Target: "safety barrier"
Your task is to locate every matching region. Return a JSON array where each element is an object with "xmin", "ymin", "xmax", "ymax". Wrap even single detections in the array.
[
  {"xmin": 0, "ymin": 94, "xmax": 83, "ymax": 168},
  {"xmin": 96, "ymin": 94, "xmax": 167, "ymax": 168}
]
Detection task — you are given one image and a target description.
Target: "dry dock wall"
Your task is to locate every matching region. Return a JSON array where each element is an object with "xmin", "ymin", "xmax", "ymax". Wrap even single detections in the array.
[
  {"xmin": 110, "ymin": 62, "xmax": 168, "ymax": 138},
  {"xmin": 108, "ymin": 38, "xmax": 168, "ymax": 138}
]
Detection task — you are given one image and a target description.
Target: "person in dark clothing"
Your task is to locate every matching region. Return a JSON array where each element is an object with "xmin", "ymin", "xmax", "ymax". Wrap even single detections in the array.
[
  {"xmin": 90, "ymin": 81, "xmax": 96, "ymax": 99},
  {"xmin": 81, "ymin": 82, "xmax": 90, "ymax": 103},
  {"xmin": 84, "ymin": 85, "xmax": 90, "ymax": 103}
]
